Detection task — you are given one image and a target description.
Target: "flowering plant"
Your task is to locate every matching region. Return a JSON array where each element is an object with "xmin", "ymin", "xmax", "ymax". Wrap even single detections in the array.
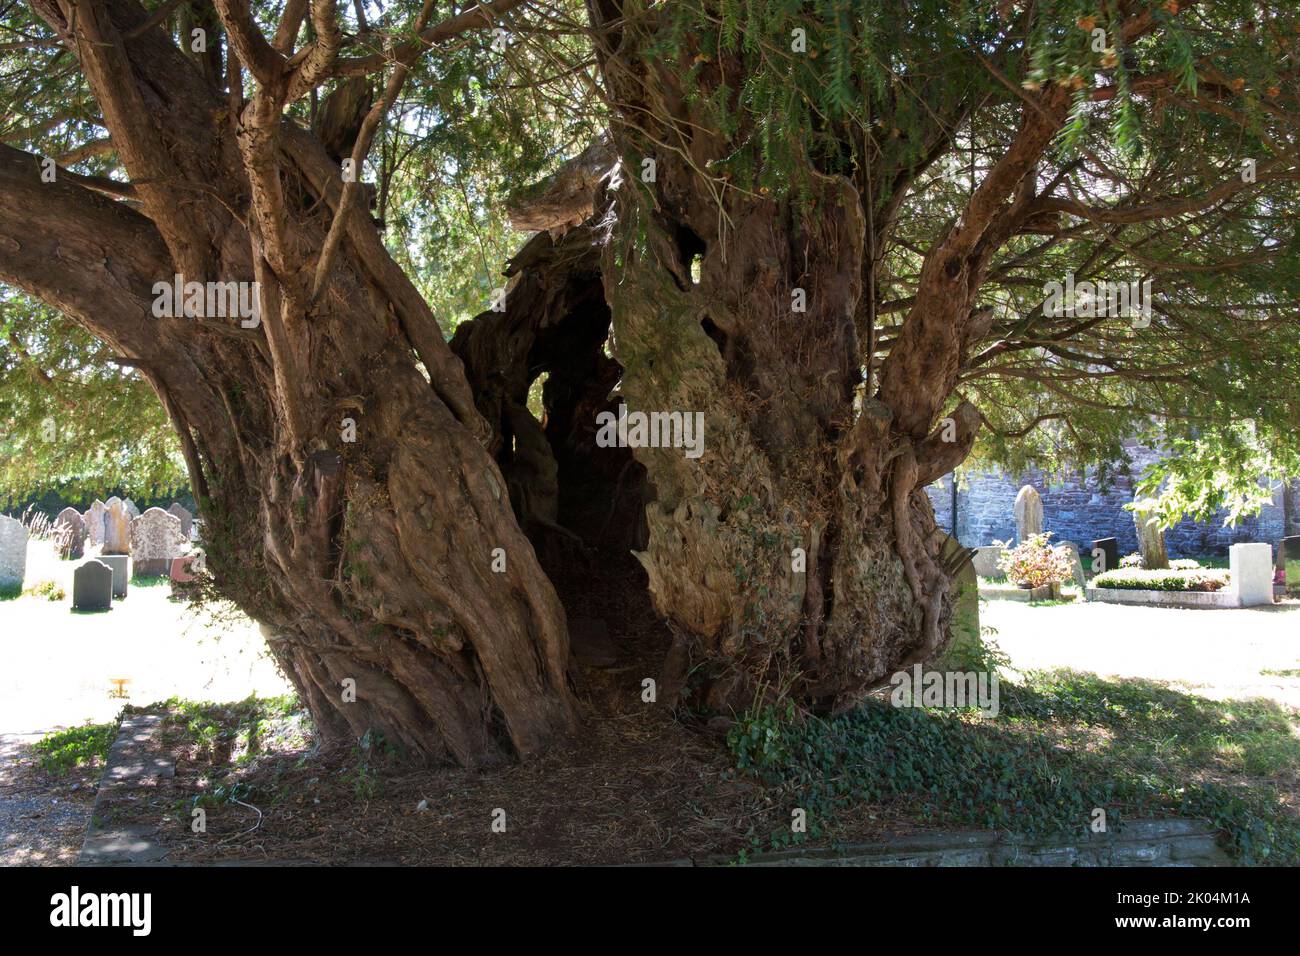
[{"xmin": 998, "ymin": 532, "xmax": 1075, "ymax": 589}]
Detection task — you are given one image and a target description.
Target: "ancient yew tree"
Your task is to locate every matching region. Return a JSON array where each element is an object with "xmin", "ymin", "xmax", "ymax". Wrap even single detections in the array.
[{"xmin": 2, "ymin": 1, "xmax": 1298, "ymax": 763}]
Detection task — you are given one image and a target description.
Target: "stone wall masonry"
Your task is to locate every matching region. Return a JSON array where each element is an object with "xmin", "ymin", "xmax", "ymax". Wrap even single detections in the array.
[{"xmin": 928, "ymin": 442, "xmax": 1289, "ymax": 557}]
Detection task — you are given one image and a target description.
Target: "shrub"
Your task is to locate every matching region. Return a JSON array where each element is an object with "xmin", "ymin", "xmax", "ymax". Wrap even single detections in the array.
[
  {"xmin": 1092, "ymin": 568, "xmax": 1229, "ymax": 592},
  {"xmin": 33, "ymin": 721, "xmax": 118, "ymax": 773},
  {"xmin": 998, "ymin": 532, "xmax": 1074, "ymax": 588},
  {"xmin": 25, "ymin": 579, "xmax": 65, "ymax": 601},
  {"xmin": 1170, "ymin": 558, "xmax": 1203, "ymax": 571},
  {"xmin": 1120, "ymin": 552, "xmax": 1144, "ymax": 569}
]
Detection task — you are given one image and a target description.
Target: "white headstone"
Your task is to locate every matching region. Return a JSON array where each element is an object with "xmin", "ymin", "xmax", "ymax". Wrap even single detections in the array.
[
  {"xmin": 103, "ymin": 500, "xmax": 131, "ymax": 555},
  {"xmin": 1229, "ymin": 543, "xmax": 1274, "ymax": 607},
  {"xmin": 0, "ymin": 515, "xmax": 28, "ymax": 593}
]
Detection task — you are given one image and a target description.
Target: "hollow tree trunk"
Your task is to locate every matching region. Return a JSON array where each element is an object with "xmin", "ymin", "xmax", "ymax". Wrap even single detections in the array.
[
  {"xmin": 579, "ymin": 0, "xmax": 1038, "ymax": 714},
  {"xmin": 4, "ymin": 0, "xmax": 576, "ymax": 765}
]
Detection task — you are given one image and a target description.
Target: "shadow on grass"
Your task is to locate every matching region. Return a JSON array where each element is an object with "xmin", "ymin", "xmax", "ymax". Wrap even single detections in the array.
[{"xmin": 730, "ymin": 669, "xmax": 1300, "ymax": 864}]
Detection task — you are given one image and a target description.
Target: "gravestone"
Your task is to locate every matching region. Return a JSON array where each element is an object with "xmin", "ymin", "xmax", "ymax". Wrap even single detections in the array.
[
  {"xmin": 167, "ymin": 503, "xmax": 193, "ymax": 539},
  {"xmin": 1281, "ymin": 536, "xmax": 1300, "ymax": 597},
  {"xmin": 1229, "ymin": 543, "xmax": 1274, "ymax": 607},
  {"xmin": 54, "ymin": 507, "xmax": 86, "ymax": 560},
  {"xmin": 72, "ymin": 559, "xmax": 113, "ymax": 611},
  {"xmin": 85, "ymin": 500, "xmax": 107, "ymax": 548},
  {"xmin": 1013, "ymin": 485, "xmax": 1043, "ymax": 543},
  {"xmin": 103, "ymin": 500, "xmax": 131, "ymax": 555},
  {"xmin": 123, "ymin": 498, "xmax": 140, "ymax": 518},
  {"xmin": 97, "ymin": 554, "xmax": 131, "ymax": 599},
  {"xmin": 0, "ymin": 515, "xmax": 27, "ymax": 594},
  {"xmin": 972, "ymin": 545, "xmax": 1005, "ymax": 578},
  {"xmin": 1058, "ymin": 540, "xmax": 1089, "ymax": 598},
  {"xmin": 169, "ymin": 555, "xmax": 199, "ymax": 583},
  {"xmin": 1132, "ymin": 498, "xmax": 1169, "ymax": 570},
  {"xmin": 1091, "ymin": 537, "xmax": 1119, "ymax": 575},
  {"xmin": 932, "ymin": 534, "xmax": 983, "ymax": 671},
  {"xmin": 131, "ymin": 508, "xmax": 186, "ymax": 576}
]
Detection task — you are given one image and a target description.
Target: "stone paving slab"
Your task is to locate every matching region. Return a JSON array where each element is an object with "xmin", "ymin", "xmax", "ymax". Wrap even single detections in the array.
[
  {"xmin": 79, "ymin": 715, "xmax": 174, "ymax": 865},
  {"xmin": 683, "ymin": 819, "xmax": 1229, "ymax": 867}
]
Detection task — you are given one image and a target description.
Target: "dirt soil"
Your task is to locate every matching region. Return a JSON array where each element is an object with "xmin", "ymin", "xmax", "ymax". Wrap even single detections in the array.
[{"xmin": 0, "ymin": 733, "xmax": 99, "ymax": 865}]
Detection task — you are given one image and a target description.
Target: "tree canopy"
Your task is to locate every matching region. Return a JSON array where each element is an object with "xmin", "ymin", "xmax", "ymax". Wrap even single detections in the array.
[{"xmin": 2, "ymin": 0, "xmax": 1296, "ymax": 519}]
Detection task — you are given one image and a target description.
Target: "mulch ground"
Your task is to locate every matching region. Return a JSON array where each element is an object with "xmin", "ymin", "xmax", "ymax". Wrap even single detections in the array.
[{"xmin": 0, "ymin": 734, "xmax": 99, "ymax": 865}]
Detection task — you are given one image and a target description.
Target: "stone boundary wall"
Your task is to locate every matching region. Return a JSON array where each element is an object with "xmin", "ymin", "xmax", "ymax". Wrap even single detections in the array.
[{"xmin": 928, "ymin": 441, "xmax": 1295, "ymax": 557}]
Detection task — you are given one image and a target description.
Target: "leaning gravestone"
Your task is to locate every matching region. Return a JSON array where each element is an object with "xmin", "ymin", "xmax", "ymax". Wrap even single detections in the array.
[
  {"xmin": 97, "ymin": 554, "xmax": 130, "ymax": 599},
  {"xmin": 972, "ymin": 545, "xmax": 1005, "ymax": 579},
  {"xmin": 932, "ymin": 534, "xmax": 983, "ymax": 671},
  {"xmin": 54, "ymin": 507, "xmax": 86, "ymax": 560},
  {"xmin": 166, "ymin": 503, "xmax": 193, "ymax": 540},
  {"xmin": 1057, "ymin": 540, "xmax": 1089, "ymax": 600},
  {"xmin": 123, "ymin": 498, "xmax": 140, "ymax": 518},
  {"xmin": 85, "ymin": 500, "xmax": 107, "ymax": 548},
  {"xmin": 1091, "ymin": 537, "xmax": 1119, "ymax": 575},
  {"xmin": 0, "ymin": 515, "xmax": 27, "ymax": 595},
  {"xmin": 1132, "ymin": 498, "xmax": 1169, "ymax": 570},
  {"xmin": 1013, "ymin": 485, "xmax": 1043, "ymax": 543},
  {"xmin": 131, "ymin": 508, "xmax": 185, "ymax": 576},
  {"xmin": 103, "ymin": 500, "xmax": 131, "ymax": 555},
  {"xmin": 72, "ymin": 559, "xmax": 113, "ymax": 611}
]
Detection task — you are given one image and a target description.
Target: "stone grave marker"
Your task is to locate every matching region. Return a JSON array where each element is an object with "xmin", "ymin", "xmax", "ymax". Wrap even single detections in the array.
[
  {"xmin": 1132, "ymin": 498, "xmax": 1169, "ymax": 570},
  {"xmin": 85, "ymin": 500, "xmax": 107, "ymax": 548},
  {"xmin": 1091, "ymin": 537, "xmax": 1119, "ymax": 575},
  {"xmin": 54, "ymin": 507, "xmax": 86, "ymax": 560},
  {"xmin": 0, "ymin": 515, "xmax": 27, "ymax": 594},
  {"xmin": 932, "ymin": 534, "xmax": 982, "ymax": 671},
  {"xmin": 1058, "ymin": 540, "xmax": 1089, "ymax": 599},
  {"xmin": 972, "ymin": 545, "xmax": 1005, "ymax": 578},
  {"xmin": 1281, "ymin": 536, "xmax": 1300, "ymax": 597},
  {"xmin": 72, "ymin": 559, "xmax": 113, "ymax": 611},
  {"xmin": 97, "ymin": 554, "xmax": 131, "ymax": 599},
  {"xmin": 1229, "ymin": 543, "xmax": 1274, "ymax": 607},
  {"xmin": 169, "ymin": 555, "xmax": 199, "ymax": 583},
  {"xmin": 166, "ymin": 503, "xmax": 193, "ymax": 539},
  {"xmin": 123, "ymin": 498, "xmax": 140, "ymax": 518},
  {"xmin": 103, "ymin": 500, "xmax": 131, "ymax": 555},
  {"xmin": 131, "ymin": 508, "xmax": 185, "ymax": 576},
  {"xmin": 1013, "ymin": 485, "xmax": 1043, "ymax": 543}
]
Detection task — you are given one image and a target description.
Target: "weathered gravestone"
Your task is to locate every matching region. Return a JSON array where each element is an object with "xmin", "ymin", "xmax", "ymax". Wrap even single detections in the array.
[
  {"xmin": 84, "ymin": 500, "xmax": 107, "ymax": 548},
  {"xmin": 932, "ymin": 534, "xmax": 983, "ymax": 671},
  {"xmin": 72, "ymin": 559, "xmax": 113, "ymax": 611},
  {"xmin": 103, "ymin": 500, "xmax": 131, "ymax": 555},
  {"xmin": 131, "ymin": 508, "xmax": 186, "ymax": 576},
  {"xmin": 1131, "ymin": 498, "xmax": 1169, "ymax": 570},
  {"xmin": 123, "ymin": 498, "xmax": 140, "ymax": 518},
  {"xmin": 1013, "ymin": 485, "xmax": 1043, "ymax": 543},
  {"xmin": 0, "ymin": 515, "xmax": 27, "ymax": 595},
  {"xmin": 1280, "ymin": 536, "xmax": 1300, "ymax": 598},
  {"xmin": 972, "ymin": 545, "xmax": 1005, "ymax": 579},
  {"xmin": 166, "ymin": 503, "xmax": 193, "ymax": 540},
  {"xmin": 1091, "ymin": 537, "xmax": 1119, "ymax": 575},
  {"xmin": 97, "ymin": 554, "xmax": 130, "ymax": 599},
  {"xmin": 1057, "ymin": 540, "xmax": 1089, "ymax": 600},
  {"xmin": 54, "ymin": 507, "xmax": 86, "ymax": 560}
]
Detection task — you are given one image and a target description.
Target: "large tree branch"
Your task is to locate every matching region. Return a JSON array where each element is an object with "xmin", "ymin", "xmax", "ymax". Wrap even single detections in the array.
[
  {"xmin": 0, "ymin": 143, "xmax": 169, "ymax": 362},
  {"xmin": 332, "ymin": 0, "xmax": 530, "ymax": 78}
]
